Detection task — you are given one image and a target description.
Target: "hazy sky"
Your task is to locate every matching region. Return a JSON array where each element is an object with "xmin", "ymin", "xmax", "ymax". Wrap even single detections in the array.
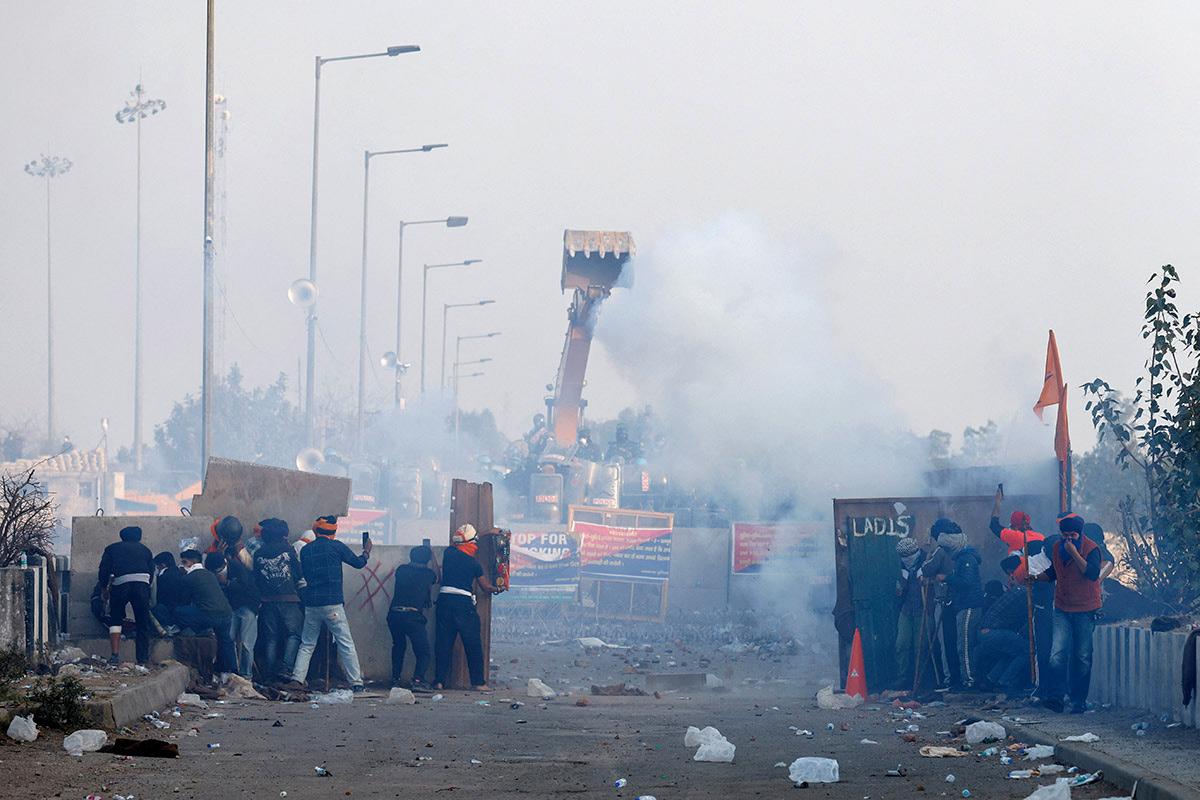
[{"xmin": 3, "ymin": 2, "xmax": 1200, "ymax": 458}]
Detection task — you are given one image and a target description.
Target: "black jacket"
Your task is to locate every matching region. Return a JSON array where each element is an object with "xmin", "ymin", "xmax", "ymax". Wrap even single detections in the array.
[
  {"xmin": 223, "ymin": 557, "xmax": 261, "ymax": 611},
  {"xmin": 254, "ymin": 540, "xmax": 303, "ymax": 601},
  {"xmin": 155, "ymin": 566, "xmax": 190, "ymax": 608},
  {"xmin": 98, "ymin": 540, "xmax": 155, "ymax": 586},
  {"xmin": 185, "ymin": 568, "xmax": 233, "ymax": 617},
  {"xmin": 946, "ymin": 547, "xmax": 984, "ymax": 610},
  {"xmin": 980, "ymin": 586, "xmax": 1028, "ymax": 633}
]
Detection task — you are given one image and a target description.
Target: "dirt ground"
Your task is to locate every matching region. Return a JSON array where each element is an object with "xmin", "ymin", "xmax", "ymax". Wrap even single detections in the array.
[{"xmin": 1, "ymin": 634, "xmax": 1140, "ymax": 800}]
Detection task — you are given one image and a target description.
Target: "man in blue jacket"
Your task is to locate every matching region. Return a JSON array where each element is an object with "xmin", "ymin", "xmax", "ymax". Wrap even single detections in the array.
[
  {"xmin": 938, "ymin": 530, "xmax": 983, "ymax": 690},
  {"xmin": 290, "ymin": 516, "xmax": 371, "ymax": 692}
]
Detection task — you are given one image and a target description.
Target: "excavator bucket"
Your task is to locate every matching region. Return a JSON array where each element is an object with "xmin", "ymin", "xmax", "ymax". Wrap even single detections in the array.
[{"xmin": 550, "ymin": 230, "xmax": 635, "ymax": 446}]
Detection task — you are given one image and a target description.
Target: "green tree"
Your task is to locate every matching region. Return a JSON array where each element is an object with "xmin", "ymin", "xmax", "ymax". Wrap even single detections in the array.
[
  {"xmin": 153, "ymin": 365, "xmax": 305, "ymax": 474},
  {"xmin": 1083, "ymin": 266, "xmax": 1200, "ymax": 611}
]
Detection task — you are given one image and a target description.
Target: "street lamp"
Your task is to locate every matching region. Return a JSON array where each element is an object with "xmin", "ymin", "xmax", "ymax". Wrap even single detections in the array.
[
  {"xmin": 355, "ymin": 143, "xmax": 447, "ymax": 450},
  {"xmin": 453, "ymin": 332, "xmax": 501, "ymax": 395},
  {"xmin": 23, "ymin": 154, "xmax": 72, "ymax": 450},
  {"xmin": 452, "ymin": 358, "xmax": 492, "ymax": 394},
  {"xmin": 392, "ymin": 216, "xmax": 468, "ymax": 407},
  {"xmin": 305, "ymin": 43, "xmax": 419, "ymax": 446},
  {"xmin": 115, "ymin": 83, "xmax": 167, "ymax": 472},
  {"xmin": 441, "ymin": 301, "xmax": 495, "ymax": 391},
  {"xmin": 420, "ymin": 259, "xmax": 482, "ymax": 395}
]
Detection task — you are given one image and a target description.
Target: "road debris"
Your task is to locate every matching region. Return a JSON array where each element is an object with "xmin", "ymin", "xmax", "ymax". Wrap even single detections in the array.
[
  {"xmin": 685, "ymin": 725, "xmax": 735, "ymax": 763},
  {"xmin": 527, "ymin": 678, "xmax": 556, "ymax": 699},
  {"xmin": 965, "ymin": 721, "xmax": 1005, "ymax": 744},
  {"xmin": 386, "ymin": 688, "xmax": 416, "ymax": 705},
  {"xmin": 816, "ymin": 685, "xmax": 862, "ymax": 710},
  {"xmin": 920, "ymin": 746, "xmax": 967, "ymax": 758},
  {"xmin": 1060, "ymin": 732, "xmax": 1100, "ymax": 743},
  {"xmin": 788, "ymin": 757, "xmax": 839, "ymax": 785},
  {"xmin": 6, "ymin": 715, "xmax": 38, "ymax": 742},
  {"xmin": 63, "ymin": 729, "xmax": 107, "ymax": 756}
]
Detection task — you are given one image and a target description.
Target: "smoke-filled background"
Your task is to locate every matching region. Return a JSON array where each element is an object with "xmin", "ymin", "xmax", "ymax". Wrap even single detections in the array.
[
  {"xmin": 3, "ymin": 1, "xmax": 1200, "ymax": 461},
  {"xmin": 601, "ymin": 215, "xmax": 929, "ymax": 519}
]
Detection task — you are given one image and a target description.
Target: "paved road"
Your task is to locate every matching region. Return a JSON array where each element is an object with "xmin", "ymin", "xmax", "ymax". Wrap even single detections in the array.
[{"xmin": 12, "ymin": 648, "xmax": 1124, "ymax": 800}]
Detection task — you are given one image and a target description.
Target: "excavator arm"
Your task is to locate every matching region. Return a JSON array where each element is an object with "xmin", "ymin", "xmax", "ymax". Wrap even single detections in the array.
[{"xmin": 549, "ymin": 230, "xmax": 635, "ymax": 446}]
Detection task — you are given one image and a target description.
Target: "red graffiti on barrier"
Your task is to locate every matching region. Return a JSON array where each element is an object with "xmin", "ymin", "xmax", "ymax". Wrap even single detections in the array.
[{"xmin": 354, "ymin": 560, "xmax": 396, "ymax": 614}]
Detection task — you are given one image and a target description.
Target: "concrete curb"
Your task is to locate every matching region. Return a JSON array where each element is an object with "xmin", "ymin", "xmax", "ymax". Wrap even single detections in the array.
[
  {"xmin": 85, "ymin": 661, "xmax": 190, "ymax": 730},
  {"xmin": 1009, "ymin": 721, "xmax": 1199, "ymax": 800}
]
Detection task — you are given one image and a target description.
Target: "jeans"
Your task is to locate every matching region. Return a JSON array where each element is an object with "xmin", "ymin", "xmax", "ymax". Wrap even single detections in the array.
[
  {"xmin": 975, "ymin": 629, "xmax": 1029, "ymax": 690},
  {"xmin": 956, "ymin": 607, "xmax": 981, "ymax": 687},
  {"xmin": 292, "ymin": 604, "xmax": 363, "ymax": 687},
  {"xmin": 387, "ymin": 609, "xmax": 432, "ymax": 685},
  {"xmin": 109, "ymin": 582, "xmax": 152, "ymax": 663},
  {"xmin": 435, "ymin": 595, "xmax": 485, "ymax": 687},
  {"xmin": 167, "ymin": 604, "xmax": 237, "ymax": 674},
  {"xmin": 259, "ymin": 602, "xmax": 303, "ymax": 679},
  {"xmin": 894, "ymin": 610, "xmax": 922, "ymax": 687},
  {"xmin": 230, "ymin": 606, "xmax": 259, "ymax": 678},
  {"xmin": 1048, "ymin": 608, "xmax": 1098, "ymax": 707}
]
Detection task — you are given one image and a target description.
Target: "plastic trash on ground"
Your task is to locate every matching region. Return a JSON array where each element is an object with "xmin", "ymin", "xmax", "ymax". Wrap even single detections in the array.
[
  {"xmin": 965, "ymin": 720, "xmax": 1006, "ymax": 744},
  {"xmin": 386, "ymin": 688, "xmax": 416, "ymax": 705},
  {"xmin": 788, "ymin": 757, "xmax": 839, "ymax": 784},
  {"xmin": 311, "ymin": 689, "xmax": 354, "ymax": 704},
  {"xmin": 527, "ymin": 678, "xmax": 556, "ymax": 699},
  {"xmin": 920, "ymin": 745, "xmax": 967, "ymax": 758},
  {"xmin": 177, "ymin": 692, "xmax": 209, "ymax": 708},
  {"xmin": 6, "ymin": 715, "xmax": 38, "ymax": 742},
  {"xmin": 686, "ymin": 725, "xmax": 735, "ymax": 762},
  {"xmin": 63, "ymin": 729, "xmax": 107, "ymax": 756},
  {"xmin": 53, "ymin": 646, "xmax": 86, "ymax": 663},
  {"xmin": 222, "ymin": 674, "xmax": 267, "ymax": 700},
  {"xmin": 1023, "ymin": 744, "xmax": 1056, "ymax": 761},
  {"xmin": 816, "ymin": 685, "xmax": 863, "ymax": 710},
  {"xmin": 1060, "ymin": 732, "xmax": 1100, "ymax": 743},
  {"xmin": 1023, "ymin": 779, "xmax": 1072, "ymax": 799}
]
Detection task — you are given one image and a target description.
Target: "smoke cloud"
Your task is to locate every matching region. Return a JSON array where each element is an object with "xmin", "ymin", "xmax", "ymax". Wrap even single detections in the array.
[{"xmin": 598, "ymin": 214, "xmax": 926, "ymax": 520}]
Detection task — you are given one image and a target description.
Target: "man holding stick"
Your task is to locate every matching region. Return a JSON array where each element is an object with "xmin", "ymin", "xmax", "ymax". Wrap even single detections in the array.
[{"xmin": 990, "ymin": 485, "xmax": 1043, "ymax": 686}]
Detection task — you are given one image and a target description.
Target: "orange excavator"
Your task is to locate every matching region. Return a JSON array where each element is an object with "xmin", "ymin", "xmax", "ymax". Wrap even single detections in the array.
[{"xmin": 547, "ymin": 230, "xmax": 635, "ymax": 445}]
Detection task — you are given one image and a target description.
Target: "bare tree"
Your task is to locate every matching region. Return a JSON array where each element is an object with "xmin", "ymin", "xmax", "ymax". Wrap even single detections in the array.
[{"xmin": 0, "ymin": 469, "xmax": 57, "ymax": 567}]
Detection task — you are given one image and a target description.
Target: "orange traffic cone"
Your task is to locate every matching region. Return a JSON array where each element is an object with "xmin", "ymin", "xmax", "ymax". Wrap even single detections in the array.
[{"xmin": 845, "ymin": 629, "xmax": 868, "ymax": 699}]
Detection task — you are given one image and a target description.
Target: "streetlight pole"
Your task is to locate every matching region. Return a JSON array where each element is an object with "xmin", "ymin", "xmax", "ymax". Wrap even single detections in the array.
[
  {"xmin": 420, "ymin": 259, "xmax": 482, "ymax": 395},
  {"xmin": 392, "ymin": 216, "xmax": 467, "ymax": 408},
  {"xmin": 23, "ymin": 155, "xmax": 72, "ymax": 451},
  {"xmin": 305, "ymin": 43, "xmax": 419, "ymax": 446},
  {"xmin": 441, "ymin": 300, "xmax": 495, "ymax": 391},
  {"xmin": 355, "ymin": 144, "xmax": 447, "ymax": 450},
  {"xmin": 116, "ymin": 83, "xmax": 166, "ymax": 473},
  {"xmin": 202, "ymin": 0, "xmax": 216, "ymax": 473}
]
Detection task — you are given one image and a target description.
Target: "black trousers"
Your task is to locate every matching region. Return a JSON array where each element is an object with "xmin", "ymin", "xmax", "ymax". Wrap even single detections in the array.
[
  {"xmin": 435, "ymin": 595, "xmax": 484, "ymax": 686},
  {"xmin": 387, "ymin": 609, "xmax": 431, "ymax": 685},
  {"xmin": 109, "ymin": 581, "xmax": 152, "ymax": 663}
]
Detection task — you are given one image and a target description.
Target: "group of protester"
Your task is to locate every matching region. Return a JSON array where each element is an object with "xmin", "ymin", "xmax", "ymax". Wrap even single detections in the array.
[
  {"xmin": 96, "ymin": 517, "xmax": 502, "ymax": 692},
  {"xmin": 893, "ymin": 487, "xmax": 1113, "ymax": 714}
]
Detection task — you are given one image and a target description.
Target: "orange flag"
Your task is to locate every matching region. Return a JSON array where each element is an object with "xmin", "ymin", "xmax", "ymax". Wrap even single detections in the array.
[
  {"xmin": 1054, "ymin": 382, "xmax": 1070, "ymax": 462},
  {"xmin": 1033, "ymin": 330, "xmax": 1064, "ymax": 421}
]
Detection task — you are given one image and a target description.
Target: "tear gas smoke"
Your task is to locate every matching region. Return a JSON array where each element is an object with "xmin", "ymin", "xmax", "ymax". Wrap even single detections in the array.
[{"xmin": 599, "ymin": 214, "xmax": 926, "ymax": 521}]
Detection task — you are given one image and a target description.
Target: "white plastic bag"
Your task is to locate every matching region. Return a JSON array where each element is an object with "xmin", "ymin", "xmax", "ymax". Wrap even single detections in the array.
[
  {"xmin": 386, "ymin": 688, "xmax": 416, "ymax": 705},
  {"xmin": 816, "ymin": 685, "xmax": 862, "ymax": 710},
  {"xmin": 788, "ymin": 757, "xmax": 840, "ymax": 784},
  {"xmin": 1024, "ymin": 779, "xmax": 1072, "ymax": 799},
  {"xmin": 6, "ymin": 715, "xmax": 38, "ymax": 742},
  {"xmin": 1061, "ymin": 732, "xmax": 1100, "ymax": 743},
  {"xmin": 1023, "ymin": 744, "xmax": 1056, "ymax": 761},
  {"xmin": 686, "ymin": 725, "xmax": 734, "ymax": 762},
  {"xmin": 177, "ymin": 692, "xmax": 209, "ymax": 708},
  {"xmin": 63, "ymin": 729, "xmax": 107, "ymax": 756},
  {"xmin": 527, "ymin": 678, "xmax": 556, "ymax": 699},
  {"xmin": 965, "ymin": 720, "xmax": 1006, "ymax": 744},
  {"xmin": 311, "ymin": 689, "xmax": 354, "ymax": 704}
]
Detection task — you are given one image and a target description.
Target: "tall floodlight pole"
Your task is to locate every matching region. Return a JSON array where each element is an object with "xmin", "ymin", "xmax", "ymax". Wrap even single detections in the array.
[
  {"xmin": 453, "ymin": 331, "xmax": 500, "ymax": 396},
  {"xmin": 441, "ymin": 300, "xmax": 495, "ymax": 391},
  {"xmin": 420, "ymin": 259, "xmax": 481, "ymax": 394},
  {"xmin": 115, "ymin": 83, "xmax": 166, "ymax": 473},
  {"xmin": 23, "ymin": 155, "xmax": 72, "ymax": 450},
  {"xmin": 354, "ymin": 143, "xmax": 446, "ymax": 451},
  {"xmin": 201, "ymin": 0, "xmax": 216, "ymax": 474},
  {"xmin": 305, "ymin": 44, "xmax": 419, "ymax": 446},
  {"xmin": 392, "ymin": 215, "xmax": 467, "ymax": 408}
]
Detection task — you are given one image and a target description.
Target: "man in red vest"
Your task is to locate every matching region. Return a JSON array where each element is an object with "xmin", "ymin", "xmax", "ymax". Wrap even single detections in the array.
[{"xmin": 1028, "ymin": 514, "xmax": 1103, "ymax": 714}]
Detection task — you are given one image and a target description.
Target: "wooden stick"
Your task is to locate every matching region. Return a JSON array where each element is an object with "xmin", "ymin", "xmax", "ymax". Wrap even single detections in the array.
[{"xmin": 1023, "ymin": 531, "xmax": 1038, "ymax": 685}]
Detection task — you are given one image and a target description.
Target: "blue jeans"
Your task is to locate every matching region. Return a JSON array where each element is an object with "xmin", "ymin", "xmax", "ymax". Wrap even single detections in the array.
[
  {"xmin": 259, "ymin": 602, "xmax": 304, "ymax": 680},
  {"xmin": 230, "ymin": 606, "xmax": 258, "ymax": 678},
  {"xmin": 165, "ymin": 604, "xmax": 237, "ymax": 674},
  {"xmin": 291, "ymin": 604, "xmax": 363, "ymax": 686},
  {"xmin": 1048, "ymin": 608, "xmax": 1097, "ymax": 707}
]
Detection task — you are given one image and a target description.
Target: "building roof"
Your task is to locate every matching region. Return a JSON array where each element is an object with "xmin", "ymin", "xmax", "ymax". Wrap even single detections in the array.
[{"xmin": 0, "ymin": 448, "xmax": 106, "ymax": 476}]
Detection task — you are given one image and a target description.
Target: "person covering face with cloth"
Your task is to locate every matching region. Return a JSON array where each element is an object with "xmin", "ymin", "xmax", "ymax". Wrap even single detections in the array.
[
  {"xmin": 1028, "ymin": 513, "xmax": 1103, "ymax": 713},
  {"xmin": 434, "ymin": 524, "xmax": 502, "ymax": 691},
  {"xmin": 893, "ymin": 537, "xmax": 926, "ymax": 689}
]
